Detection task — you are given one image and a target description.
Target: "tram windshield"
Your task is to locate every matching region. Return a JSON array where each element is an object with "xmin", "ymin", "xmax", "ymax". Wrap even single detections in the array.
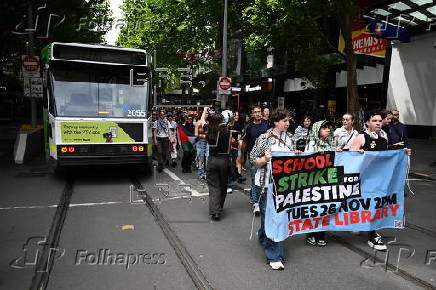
[{"xmin": 50, "ymin": 61, "xmax": 149, "ymax": 118}]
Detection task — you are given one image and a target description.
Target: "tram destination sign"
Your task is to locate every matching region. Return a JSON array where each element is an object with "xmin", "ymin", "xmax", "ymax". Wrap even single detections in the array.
[{"xmin": 52, "ymin": 44, "xmax": 147, "ymax": 65}]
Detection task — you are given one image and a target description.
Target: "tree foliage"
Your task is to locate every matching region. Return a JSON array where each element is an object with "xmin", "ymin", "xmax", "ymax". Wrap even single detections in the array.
[
  {"xmin": 0, "ymin": 0, "xmax": 112, "ymax": 78},
  {"xmin": 117, "ymin": 0, "xmax": 360, "ymax": 110}
]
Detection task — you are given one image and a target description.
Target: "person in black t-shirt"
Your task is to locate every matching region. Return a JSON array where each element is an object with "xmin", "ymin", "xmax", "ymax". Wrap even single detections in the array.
[
  {"xmin": 350, "ymin": 111, "xmax": 411, "ymax": 251},
  {"xmin": 241, "ymin": 105, "xmax": 269, "ymax": 215},
  {"xmin": 205, "ymin": 113, "xmax": 231, "ymax": 221}
]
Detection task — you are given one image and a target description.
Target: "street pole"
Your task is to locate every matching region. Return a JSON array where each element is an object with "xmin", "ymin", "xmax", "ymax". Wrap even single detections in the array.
[
  {"xmin": 153, "ymin": 49, "xmax": 157, "ymax": 108},
  {"xmin": 220, "ymin": 0, "xmax": 228, "ymax": 110},
  {"xmin": 28, "ymin": 3, "xmax": 37, "ymax": 128}
]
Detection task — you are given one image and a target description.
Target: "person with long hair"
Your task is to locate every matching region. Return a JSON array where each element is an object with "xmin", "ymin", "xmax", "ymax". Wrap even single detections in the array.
[
  {"xmin": 334, "ymin": 113, "xmax": 359, "ymax": 151},
  {"xmin": 293, "ymin": 115, "xmax": 312, "ymax": 152},
  {"xmin": 205, "ymin": 112, "xmax": 231, "ymax": 221},
  {"xmin": 195, "ymin": 107, "xmax": 210, "ymax": 179},
  {"xmin": 250, "ymin": 108, "xmax": 296, "ymax": 270}
]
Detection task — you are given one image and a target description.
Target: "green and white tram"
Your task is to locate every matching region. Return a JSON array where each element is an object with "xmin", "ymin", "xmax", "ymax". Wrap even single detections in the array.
[{"xmin": 42, "ymin": 42, "xmax": 152, "ymax": 172}]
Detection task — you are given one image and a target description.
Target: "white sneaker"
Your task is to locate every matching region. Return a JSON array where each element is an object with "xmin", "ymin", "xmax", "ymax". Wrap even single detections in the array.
[
  {"xmin": 368, "ymin": 234, "xmax": 387, "ymax": 251},
  {"xmin": 269, "ymin": 261, "xmax": 284, "ymax": 270},
  {"xmin": 253, "ymin": 204, "xmax": 260, "ymax": 216},
  {"xmin": 227, "ymin": 188, "xmax": 233, "ymax": 193}
]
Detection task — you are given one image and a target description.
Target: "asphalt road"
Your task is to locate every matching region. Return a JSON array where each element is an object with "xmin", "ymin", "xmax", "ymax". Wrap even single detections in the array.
[{"xmin": 0, "ymin": 153, "xmax": 435, "ymax": 290}]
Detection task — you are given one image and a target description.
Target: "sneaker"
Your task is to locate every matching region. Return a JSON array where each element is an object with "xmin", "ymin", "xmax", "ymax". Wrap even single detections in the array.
[
  {"xmin": 306, "ymin": 236, "xmax": 316, "ymax": 246},
  {"xmin": 227, "ymin": 188, "xmax": 233, "ymax": 194},
  {"xmin": 368, "ymin": 234, "xmax": 387, "ymax": 251},
  {"xmin": 317, "ymin": 239, "xmax": 327, "ymax": 246},
  {"xmin": 269, "ymin": 261, "xmax": 284, "ymax": 270},
  {"xmin": 253, "ymin": 204, "xmax": 260, "ymax": 216}
]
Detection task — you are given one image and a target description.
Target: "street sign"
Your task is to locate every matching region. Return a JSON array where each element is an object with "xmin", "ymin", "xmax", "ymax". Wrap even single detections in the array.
[
  {"xmin": 23, "ymin": 77, "xmax": 43, "ymax": 98},
  {"xmin": 21, "ymin": 55, "xmax": 41, "ymax": 78},
  {"xmin": 218, "ymin": 76, "xmax": 231, "ymax": 95}
]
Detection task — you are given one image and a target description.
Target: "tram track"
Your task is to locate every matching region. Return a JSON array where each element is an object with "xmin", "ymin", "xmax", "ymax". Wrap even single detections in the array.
[
  {"xmin": 30, "ymin": 178, "xmax": 74, "ymax": 290},
  {"xmin": 130, "ymin": 176, "xmax": 214, "ymax": 290}
]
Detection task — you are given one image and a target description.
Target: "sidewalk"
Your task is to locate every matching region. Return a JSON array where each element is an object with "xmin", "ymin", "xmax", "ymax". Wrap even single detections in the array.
[{"xmin": 409, "ymin": 139, "xmax": 436, "ymax": 180}]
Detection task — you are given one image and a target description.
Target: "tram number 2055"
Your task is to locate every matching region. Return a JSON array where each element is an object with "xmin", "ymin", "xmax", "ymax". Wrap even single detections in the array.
[{"xmin": 127, "ymin": 110, "xmax": 146, "ymax": 117}]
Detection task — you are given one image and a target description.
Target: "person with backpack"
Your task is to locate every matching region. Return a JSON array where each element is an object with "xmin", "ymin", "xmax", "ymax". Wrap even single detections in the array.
[{"xmin": 293, "ymin": 115, "xmax": 312, "ymax": 152}]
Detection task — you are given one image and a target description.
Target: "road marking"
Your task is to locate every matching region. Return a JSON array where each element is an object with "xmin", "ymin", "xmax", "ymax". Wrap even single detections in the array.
[
  {"xmin": 69, "ymin": 201, "xmax": 124, "ymax": 207},
  {"xmin": 163, "ymin": 168, "xmax": 181, "ymax": 181},
  {"xmin": 0, "ymin": 201, "xmax": 125, "ymax": 210},
  {"xmin": 162, "ymin": 168, "xmax": 209, "ymax": 197}
]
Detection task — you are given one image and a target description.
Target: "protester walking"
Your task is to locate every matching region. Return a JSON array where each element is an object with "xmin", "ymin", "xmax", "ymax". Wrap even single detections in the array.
[
  {"xmin": 152, "ymin": 110, "xmax": 171, "ymax": 172},
  {"xmin": 195, "ymin": 108, "xmax": 209, "ymax": 179},
  {"xmin": 350, "ymin": 111, "xmax": 411, "ymax": 250},
  {"xmin": 334, "ymin": 113, "xmax": 359, "ymax": 151},
  {"xmin": 205, "ymin": 113, "xmax": 231, "ymax": 221},
  {"xmin": 178, "ymin": 116, "xmax": 196, "ymax": 173},
  {"xmin": 304, "ymin": 120, "xmax": 337, "ymax": 246},
  {"xmin": 250, "ymin": 108, "xmax": 296, "ymax": 270},
  {"xmin": 167, "ymin": 114, "xmax": 178, "ymax": 167},
  {"xmin": 293, "ymin": 115, "xmax": 312, "ymax": 151},
  {"xmin": 241, "ymin": 105, "xmax": 269, "ymax": 215}
]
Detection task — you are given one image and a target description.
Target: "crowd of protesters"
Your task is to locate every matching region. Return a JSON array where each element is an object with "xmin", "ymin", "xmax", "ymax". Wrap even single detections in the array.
[{"xmin": 151, "ymin": 106, "xmax": 411, "ymax": 270}]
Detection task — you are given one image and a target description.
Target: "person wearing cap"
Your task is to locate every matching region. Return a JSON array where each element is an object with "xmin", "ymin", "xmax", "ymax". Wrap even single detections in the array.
[{"xmin": 304, "ymin": 119, "xmax": 338, "ymax": 246}]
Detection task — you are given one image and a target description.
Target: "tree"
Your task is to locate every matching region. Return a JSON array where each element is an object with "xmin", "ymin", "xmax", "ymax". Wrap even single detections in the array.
[{"xmin": 0, "ymin": 0, "xmax": 112, "ymax": 77}]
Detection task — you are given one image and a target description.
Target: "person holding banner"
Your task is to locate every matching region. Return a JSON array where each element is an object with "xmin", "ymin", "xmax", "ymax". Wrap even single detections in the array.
[
  {"xmin": 350, "ymin": 111, "xmax": 411, "ymax": 250},
  {"xmin": 250, "ymin": 108, "xmax": 296, "ymax": 270},
  {"xmin": 304, "ymin": 120, "xmax": 337, "ymax": 246},
  {"xmin": 334, "ymin": 113, "xmax": 359, "ymax": 151}
]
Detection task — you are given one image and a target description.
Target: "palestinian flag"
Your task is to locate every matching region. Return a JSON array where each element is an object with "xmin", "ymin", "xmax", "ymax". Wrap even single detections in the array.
[{"xmin": 177, "ymin": 125, "xmax": 195, "ymax": 153}]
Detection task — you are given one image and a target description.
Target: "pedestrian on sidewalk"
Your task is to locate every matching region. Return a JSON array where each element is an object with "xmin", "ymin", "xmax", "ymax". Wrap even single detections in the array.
[
  {"xmin": 241, "ymin": 105, "xmax": 269, "ymax": 215},
  {"xmin": 334, "ymin": 113, "xmax": 359, "ymax": 151},
  {"xmin": 304, "ymin": 119, "xmax": 337, "ymax": 246},
  {"xmin": 205, "ymin": 113, "xmax": 231, "ymax": 221},
  {"xmin": 195, "ymin": 107, "xmax": 209, "ymax": 180},
  {"xmin": 250, "ymin": 108, "xmax": 296, "ymax": 270},
  {"xmin": 152, "ymin": 110, "xmax": 171, "ymax": 172},
  {"xmin": 350, "ymin": 111, "xmax": 411, "ymax": 251}
]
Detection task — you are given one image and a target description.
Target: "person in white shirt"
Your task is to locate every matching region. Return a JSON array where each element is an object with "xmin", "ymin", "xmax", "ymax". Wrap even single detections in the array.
[
  {"xmin": 334, "ymin": 113, "xmax": 359, "ymax": 151},
  {"xmin": 152, "ymin": 110, "xmax": 171, "ymax": 172},
  {"xmin": 167, "ymin": 114, "xmax": 178, "ymax": 167}
]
